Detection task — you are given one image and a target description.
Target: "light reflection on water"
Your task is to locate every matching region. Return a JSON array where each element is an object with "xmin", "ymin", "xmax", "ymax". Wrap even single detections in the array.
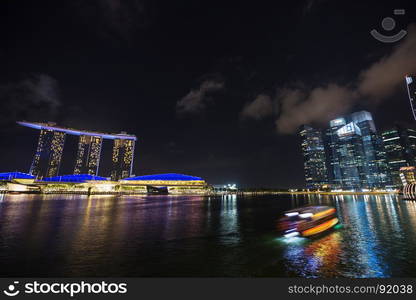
[
  {"xmin": 0, "ymin": 193, "xmax": 416, "ymax": 277},
  {"xmin": 281, "ymin": 231, "xmax": 342, "ymax": 278}
]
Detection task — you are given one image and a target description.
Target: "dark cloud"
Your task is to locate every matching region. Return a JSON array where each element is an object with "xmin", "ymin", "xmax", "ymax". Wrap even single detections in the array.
[
  {"xmin": 0, "ymin": 74, "xmax": 61, "ymax": 127},
  {"xmin": 242, "ymin": 24, "xmax": 416, "ymax": 134},
  {"xmin": 358, "ymin": 24, "xmax": 416, "ymax": 100},
  {"xmin": 240, "ymin": 94, "xmax": 274, "ymax": 120},
  {"xmin": 276, "ymin": 85, "xmax": 356, "ymax": 134},
  {"xmin": 176, "ymin": 80, "xmax": 225, "ymax": 114}
]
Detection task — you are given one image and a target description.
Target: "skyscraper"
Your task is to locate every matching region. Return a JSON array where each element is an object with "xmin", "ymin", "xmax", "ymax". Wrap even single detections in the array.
[
  {"xmin": 326, "ymin": 111, "xmax": 390, "ymax": 189},
  {"xmin": 382, "ymin": 126, "xmax": 416, "ymax": 187},
  {"xmin": 30, "ymin": 128, "xmax": 66, "ymax": 178},
  {"xmin": 19, "ymin": 121, "xmax": 137, "ymax": 180},
  {"xmin": 111, "ymin": 138, "xmax": 135, "ymax": 180},
  {"xmin": 350, "ymin": 111, "xmax": 390, "ymax": 188},
  {"xmin": 326, "ymin": 118, "xmax": 347, "ymax": 188},
  {"xmin": 299, "ymin": 125, "xmax": 328, "ymax": 189},
  {"xmin": 328, "ymin": 120, "xmax": 367, "ymax": 189},
  {"xmin": 406, "ymin": 75, "xmax": 416, "ymax": 121},
  {"xmin": 74, "ymin": 135, "xmax": 103, "ymax": 176}
]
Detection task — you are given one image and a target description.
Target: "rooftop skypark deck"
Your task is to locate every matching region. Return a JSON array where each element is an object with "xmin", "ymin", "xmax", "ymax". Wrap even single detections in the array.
[{"xmin": 17, "ymin": 121, "xmax": 137, "ymax": 140}]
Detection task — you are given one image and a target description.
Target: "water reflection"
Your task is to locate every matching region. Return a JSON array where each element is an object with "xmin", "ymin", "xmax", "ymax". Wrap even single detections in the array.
[
  {"xmin": 0, "ymin": 193, "xmax": 416, "ymax": 277},
  {"xmin": 281, "ymin": 195, "xmax": 416, "ymax": 277},
  {"xmin": 283, "ymin": 231, "xmax": 342, "ymax": 277},
  {"xmin": 219, "ymin": 194, "xmax": 239, "ymax": 244}
]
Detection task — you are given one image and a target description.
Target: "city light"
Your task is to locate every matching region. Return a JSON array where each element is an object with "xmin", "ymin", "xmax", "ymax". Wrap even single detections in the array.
[
  {"xmin": 18, "ymin": 121, "xmax": 136, "ymax": 181},
  {"xmin": 285, "ymin": 212, "xmax": 299, "ymax": 217},
  {"xmin": 3, "ymin": 0, "xmax": 416, "ymax": 284},
  {"xmin": 284, "ymin": 231, "xmax": 300, "ymax": 238},
  {"xmin": 301, "ymin": 111, "xmax": 399, "ymax": 191}
]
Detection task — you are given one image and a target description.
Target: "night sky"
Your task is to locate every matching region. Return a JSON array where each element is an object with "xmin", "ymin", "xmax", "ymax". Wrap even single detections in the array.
[{"xmin": 1, "ymin": 0, "xmax": 416, "ymax": 188}]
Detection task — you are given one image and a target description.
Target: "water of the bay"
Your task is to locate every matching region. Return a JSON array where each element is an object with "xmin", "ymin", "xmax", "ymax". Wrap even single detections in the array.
[{"xmin": 0, "ymin": 193, "xmax": 415, "ymax": 277}]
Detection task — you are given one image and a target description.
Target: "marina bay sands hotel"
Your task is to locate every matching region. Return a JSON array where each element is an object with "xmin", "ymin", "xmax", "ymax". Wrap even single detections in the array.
[{"xmin": 18, "ymin": 121, "xmax": 137, "ymax": 180}]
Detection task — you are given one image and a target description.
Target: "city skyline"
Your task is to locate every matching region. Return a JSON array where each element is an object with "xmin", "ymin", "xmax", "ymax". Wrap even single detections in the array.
[
  {"xmin": 1, "ymin": 1, "xmax": 416, "ymax": 188},
  {"xmin": 8, "ymin": 82, "xmax": 416, "ymax": 187},
  {"xmin": 301, "ymin": 110, "xmax": 390, "ymax": 190},
  {"xmin": 12, "ymin": 104, "xmax": 416, "ymax": 189},
  {"xmin": 300, "ymin": 105, "xmax": 416, "ymax": 190},
  {"xmin": 4, "ymin": 0, "xmax": 416, "ymax": 287}
]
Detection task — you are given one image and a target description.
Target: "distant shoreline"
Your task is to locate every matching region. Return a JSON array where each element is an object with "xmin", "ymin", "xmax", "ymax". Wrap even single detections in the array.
[
  {"xmin": 228, "ymin": 191, "xmax": 400, "ymax": 196},
  {"xmin": 1, "ymin": 190, "xmax": 401, "ymax": 196}
]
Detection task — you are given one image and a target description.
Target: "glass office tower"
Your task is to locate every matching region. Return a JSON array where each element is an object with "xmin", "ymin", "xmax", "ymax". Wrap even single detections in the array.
[
  {"xmin": 74, "ymin": 135, "xmax": 103, "ymax": 176},
  {"xmin": 299, "ymin": 125, "xmax": 329, "ymax": 189},
  {"xmin": 350, "ymin": 111, "xmax": 391, "ymax": 188},
  {"xmin": 111, "ymin": 138, "xmax": 135, "ymax": 180},
  {"xmin": 30, "ymin": 129, "xmax": 66, "ymax": 178},
  {"xmin": 327, "ymin": 111, "xmax": 390, "ymax": 189},
  {"xmin": 329, "ymin": 120, "xmax": 367, "ymax": 189},
  {"xmin": 326, "ymin": 117, "xmax": 347, "ymax": 188},
  {"xmin": 382, "ymin": 126, "xmax": 416, "ymax": 187}
]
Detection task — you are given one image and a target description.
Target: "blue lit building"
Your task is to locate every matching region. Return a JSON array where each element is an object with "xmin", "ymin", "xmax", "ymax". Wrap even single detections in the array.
[
  {"xmin": 326, "ymin": 118, "xmax": 347, "ymax": 188},
  {"xmin": 0, "ymin": 172, "xmax": 35, "ymax": 181},
  {"xmin": 327, "ymin": 118, "xmax": 366, "ymax": 189},
  {"xmin": 299, "ymin": 125, "xmax": 329, "ymax": 189},
  {"xmin": 350, "ymin": 111, "xmax": 390, "ymax": 188},
  {"xmin": 42, "ymin": 174, "xmax": 108, "ymax": 182},
  {"xmin": 326, "ymin": 111, "xmax": 390, "ymax": 189}
]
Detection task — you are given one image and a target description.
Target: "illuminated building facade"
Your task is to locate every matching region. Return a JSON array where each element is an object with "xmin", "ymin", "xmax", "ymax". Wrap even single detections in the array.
[
  {"xmin": 350, "ymin": 111, "xmax": 390, "ymax": 188},
  {"xmin": 328, "ymin": 118, "xmax": 366, "ymax": 189},
  {"xmin": 382, "ymin": 126, "xmax": 416, "ymax": 187},
  {"xmin": 399, "ymin": 166, "xmax": 416, "ymax": 186},
  {"xmin": 74, "ymin": 135, "xmax": 103, "ymax": 175},
  {"xmin": 406, "ymin": 75, "xmax": 416, "ymax": 121},
  {"xmin": 326, "ymin": 111, "xmax": 390, "ymax": 189},
  {"xmin": 1, "ymin": 173, "xmax": 210, "ymax": 195},
  {"xmin": 299, "ymin": 125, "xmax": 328, "ymax": 189},
  {"xmin": 326, "ymin": 118, "xmax": 347, "ymax": 188},
  {"xmin": 18, "ymin": 121, "xmax": 136, "ymax": 179},
  {"xmin": 30, "ymin": 128, "xmax": 66, "ymax": 178},
  {"xmin": 120, "ymin": 173, "xmax": 209, "ymax": 194},
  {"xmin": 111, "ymin": 138, "xmax": 135, "ymax": 180}
]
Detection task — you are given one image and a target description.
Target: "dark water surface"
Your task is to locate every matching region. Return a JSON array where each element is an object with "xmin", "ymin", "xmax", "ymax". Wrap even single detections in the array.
[{"xmin": 0, "ymin": 193, "xmax": 416, "ymax": 277}]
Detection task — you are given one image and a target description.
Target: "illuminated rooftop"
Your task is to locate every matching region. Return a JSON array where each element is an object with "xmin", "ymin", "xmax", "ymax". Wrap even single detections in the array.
[
  {"xmin": 18, "ymin": 121, "xmax": 137, "ymax": 140},
  {"xmin": 0, "ymin": 172, "xmax": 35, "ymax": 180},
  {"xmin": 123, "ymin": 173, "xmax": 203, "ymax": 181},
  {"xmin": 41, "ymin": 174, "xmax": 108, "ymax": 182}
]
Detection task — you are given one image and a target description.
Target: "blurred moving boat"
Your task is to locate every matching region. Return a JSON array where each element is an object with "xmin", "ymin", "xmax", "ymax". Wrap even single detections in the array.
[{"xmin": 278, "ymin": 206, "xmax": 338, "ymax": 237}]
